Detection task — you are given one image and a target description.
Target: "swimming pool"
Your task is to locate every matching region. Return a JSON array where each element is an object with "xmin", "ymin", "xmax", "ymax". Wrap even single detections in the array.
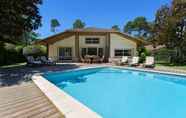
[{"xmin": 44, "ymin": 67, "xmax": 186, "ymax": 118}]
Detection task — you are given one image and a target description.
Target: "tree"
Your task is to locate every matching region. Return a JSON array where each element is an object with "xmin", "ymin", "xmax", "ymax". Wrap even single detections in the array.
[
  {"xmin": 154, "ymin": 0, "xmax": 186, "ymax": 63},
  {"xmin": 51, "ymin": 19, "xmax": 60, "ymax": 33},
  {"xmin": 111, "ymin": 25, "xmax": 120, "ymax": 31},
  {"xmin": 23, "ymin": 31, "xmax": 40, "ymax": 45},
  {"xmin": 73, "ymin": 19, "xmax": 85, "ymax": 29},
  {"xmin": 0, "ymin": 0, "xmax": 42, "ymax": 44},
  {"xmin": 124, "ymin": 17, "xmax": 151, "ymax": 39}
]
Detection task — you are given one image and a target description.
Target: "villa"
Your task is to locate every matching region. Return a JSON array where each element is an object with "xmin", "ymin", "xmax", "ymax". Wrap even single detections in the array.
[{"xmin": 38, "ymin": 28, "xmax": 145, "ymax": 62}]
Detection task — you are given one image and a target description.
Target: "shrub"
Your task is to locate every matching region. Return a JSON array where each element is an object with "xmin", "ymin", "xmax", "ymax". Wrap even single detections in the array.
[
  {"xmin": 0, "ymin": 43, "xmax": 26, "ymax": 65},
  {"xmin": 138, "ymin": 46, "xmax": 151, "ymax": 63},
  {"xmin": 23, "ymin": 45, "xmax": 47, "ymax": 57}
]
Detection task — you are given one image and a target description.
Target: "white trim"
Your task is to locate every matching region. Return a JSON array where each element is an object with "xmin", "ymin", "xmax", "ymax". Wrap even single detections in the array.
[{"xmin": 32, "ymin": 74, "xmax": 102, "ymax": 118}]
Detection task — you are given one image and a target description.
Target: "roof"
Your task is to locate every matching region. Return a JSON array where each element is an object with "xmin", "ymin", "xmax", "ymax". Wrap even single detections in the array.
[
  {"xmin": 36, "ymin": 27, "xmax": 147, "ymax": 45},
  {"xmin": 66, "ymin": 27, "xmax": 118, "ymax": 33}
]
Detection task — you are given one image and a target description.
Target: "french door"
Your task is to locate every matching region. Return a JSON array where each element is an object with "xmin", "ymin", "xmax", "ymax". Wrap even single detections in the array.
[{"xmin": 58, "ymin": 47, "xmax": 72, "ymax": 60}]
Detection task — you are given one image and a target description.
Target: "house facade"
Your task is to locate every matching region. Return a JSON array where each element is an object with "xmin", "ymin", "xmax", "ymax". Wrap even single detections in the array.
[{"xmin": 37, "ymin": 28, "xmax": 144, "ymax": 62}]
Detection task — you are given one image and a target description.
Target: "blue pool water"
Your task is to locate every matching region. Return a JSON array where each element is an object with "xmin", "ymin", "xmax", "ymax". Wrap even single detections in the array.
[{"xmin": 44, "ymin": 67, "xmax": 186, "ymax": 118}]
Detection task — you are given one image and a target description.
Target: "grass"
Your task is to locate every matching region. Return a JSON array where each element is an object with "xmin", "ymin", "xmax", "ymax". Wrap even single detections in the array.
[
  {"xmin": 156, "ymin": 63, "xmax": 186, "ymax": 71},
  {"xmin": 0, "ymin": 62, "xmax": 27, "ymax": 69}
]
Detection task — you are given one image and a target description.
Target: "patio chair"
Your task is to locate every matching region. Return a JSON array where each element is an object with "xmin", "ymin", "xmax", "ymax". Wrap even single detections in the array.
[
  {"xmin": 40, "ymin": 56, "xmax": 56, "ymax": 65},
  {"xmin": 129, "ymin": 56, "xmax": 139, "ymax": 66},
  {"xmin": 99, "ymin": 56, "xmax": 105, "ymax": 63},
  {"xmin": 92, "ymin": 56, "xmax": 100, "ymax": 63},
  {"xmin": 84, "ymin": 56, "xmax": 91, "ymax": 63},
  {"xmin": 26, "ymin": 56, "xmax": 42, "ymax": 66},
  {"xmin": 120, "ymin": 56, "xmax": 128, "ymax": 65},
  {"xmin": 80, "ymin": 56, "xmax": 86, "ymax": 63},
  {"xmin": 144, "ymin": 56, "xmax": 155, "ymax": 68}
]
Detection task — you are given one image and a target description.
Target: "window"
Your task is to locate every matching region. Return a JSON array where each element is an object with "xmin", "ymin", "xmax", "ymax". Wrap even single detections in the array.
[
  {"xmin": 81, "ymin": 48, "xmax": 104, "ymax": 57},
  {"xmin": 87, "ymin": 48, "xmax": 97, "ymax": 55},
  {"xmin": 85, "ymin": 38, "xmax": 99, "ymax": 44},
  {"xmin": 59, "ymin": 48, "xmax": 72, "ymax": 57},
  {"xmin": 114, "ymin": 49, "xmax": 132, "ymax": 57}
]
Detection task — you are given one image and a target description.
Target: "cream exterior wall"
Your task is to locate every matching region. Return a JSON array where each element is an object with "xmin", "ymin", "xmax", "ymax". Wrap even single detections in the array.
[
  {"xmin": 48, "ymin": 35, "xmax": 76, "ymax": 58},
  {"xmin": 79, "ymin": 35, "xmax": 106, "ymax": 56},
  {"xmin": 110, "ymin": 33, "xmax": 137, "ymax": 58},
  {"xmin": 48, "ymin": 33, "xmax": 137, "ymax": 61}
]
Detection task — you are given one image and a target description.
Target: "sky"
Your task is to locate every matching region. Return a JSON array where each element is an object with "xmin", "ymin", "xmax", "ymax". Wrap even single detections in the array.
[{"xmin": 37, "ymin": 0, "xmax": 172, "ymax": 38}]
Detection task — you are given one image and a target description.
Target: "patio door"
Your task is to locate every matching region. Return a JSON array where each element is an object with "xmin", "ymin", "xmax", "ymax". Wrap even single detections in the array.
[{"xmin": 58, "ymin": 47, "xmax": 72, "ymax": 60}]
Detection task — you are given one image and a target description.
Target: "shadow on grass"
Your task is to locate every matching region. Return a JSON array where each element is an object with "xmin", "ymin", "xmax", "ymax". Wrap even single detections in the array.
[
  {"xmin": 156, "ymin": 63, "xmax": 186, "ymax": 67},
  {"xmin": 0, "ymin": 63, "xmax": 81, "ymax": 87}
]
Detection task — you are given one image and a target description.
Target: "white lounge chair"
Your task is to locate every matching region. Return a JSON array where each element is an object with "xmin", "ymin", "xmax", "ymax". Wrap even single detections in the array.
[
  {"xmin": 40, "ymin": 56, "xmax": 56, "ymax": 65},
  {"xmin": 144, "ymin": 56, "xmax": 155, "ymax": 68},
  {"xmin": 26, "ymin": 56, "xmax": 42, "ymax": 66},
  {"xmin": 129, "ymin": 56, "xmax": 139, "ymax": 66},
  {"xmin": 120, "ymin": 56, "xmax": 128, "ymax": 65}
]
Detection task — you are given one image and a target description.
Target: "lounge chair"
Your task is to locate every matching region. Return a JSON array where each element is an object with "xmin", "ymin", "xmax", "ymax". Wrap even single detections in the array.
[
  {"xmin": 26, "ymin": 56, "xmax": 42, "ymax": 66},
  {"xmin": 120, "ymin": 56, "xmax": 128, "ymax": 65},
  {"xmin": 40, "ymin": 56, "xmax": 56, "ymax": 65},
  {"xmin": 144, "ymin": 56, "xmax": 155, "ymax": 68},
  {"xmin": 129, "ymin": 56, "xmax": 139, "ymax": 66}
]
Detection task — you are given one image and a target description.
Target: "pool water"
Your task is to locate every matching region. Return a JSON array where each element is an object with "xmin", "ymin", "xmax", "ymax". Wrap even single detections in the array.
[{"xmin": 44, "ymin": 67, "xmax": 186, "ymax": 118}]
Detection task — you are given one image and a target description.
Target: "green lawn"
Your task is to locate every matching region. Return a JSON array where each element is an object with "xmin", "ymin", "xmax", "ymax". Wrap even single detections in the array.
[
  {"xmin": 0, "ymin": 62, "xmax": 26, "ymax": 69},
  {"xmin": 156, "ymin": 63, "xmax": 186, "ymax": 71}
]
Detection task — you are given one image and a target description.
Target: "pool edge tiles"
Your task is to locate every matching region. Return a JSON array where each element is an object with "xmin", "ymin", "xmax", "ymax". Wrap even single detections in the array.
[{"xmin": 32, "ymin": 75, "xmax": 102, "ymax": 118}]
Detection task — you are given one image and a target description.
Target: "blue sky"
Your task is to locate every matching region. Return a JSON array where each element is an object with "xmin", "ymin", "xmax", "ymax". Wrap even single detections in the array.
[{"xmin": 37, "ymin": 0, "xmax": 171, "ymax": 38}]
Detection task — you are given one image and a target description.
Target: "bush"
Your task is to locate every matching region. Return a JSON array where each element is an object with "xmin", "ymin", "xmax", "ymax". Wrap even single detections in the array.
[
  {"xmin": 0, "ymin": 43, "xmax": 26, "ymax": 66},
  {"xmin": 23, "ymin": 45, "xmax": 47, "ymax": 57},
  {"xmin": 138, "ymin": 46, "xmax": 151, "ymax": 63}
]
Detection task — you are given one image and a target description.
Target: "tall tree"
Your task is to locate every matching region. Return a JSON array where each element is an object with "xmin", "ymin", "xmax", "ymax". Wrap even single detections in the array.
[
  {"xmin": 73, "ymin": 19, "xmax": 85, "ymax": 29},
  {"xmin": 51, "ymin": 19, "xmax": 60, "ymax": 33},
  {"xmin": 124, "ymin": 17, "xmax": 151, "ymax": 39},
  {"xmin": 0, "ymin": 0, "xmax": 42, "ymax": 44},
  {"xmin": 154, "ymin": 0, "xmax": 186, "ymax": 63},
  {"xmin": 111, "ymin": 25, "xmax": 120, "ymax": 31},
  {"xmin": 23, "ymin": 31, "xmax": 40, "ymax": 45}
]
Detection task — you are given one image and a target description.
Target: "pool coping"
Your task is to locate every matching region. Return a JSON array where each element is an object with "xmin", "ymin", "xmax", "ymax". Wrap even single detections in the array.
[
  {"xmin": 113, "ymin": 66, "xmax": 186, "ymax": 77},
  {"xmin": 32, "ymin": 66, "xmax": 104, "ymax": 118},
  {"xmin": 32, "ymin": 66, "xmax": 186, "ymax": 118}
]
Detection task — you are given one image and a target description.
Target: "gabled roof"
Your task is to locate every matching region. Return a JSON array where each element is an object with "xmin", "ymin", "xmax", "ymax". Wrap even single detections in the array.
[{"xmin": 36, "ymin": 27, "xmax": 147, "ymax": 45}]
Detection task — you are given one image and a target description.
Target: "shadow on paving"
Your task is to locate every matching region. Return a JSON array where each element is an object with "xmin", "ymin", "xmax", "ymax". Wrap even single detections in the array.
[{"xmin": 0, "ymin": 64, "xmax": 81, "ymax": 87}]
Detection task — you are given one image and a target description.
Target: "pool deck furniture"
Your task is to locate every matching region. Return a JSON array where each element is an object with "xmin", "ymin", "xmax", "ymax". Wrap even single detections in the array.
[
  {"xmin": 129, "ymin": 56, "xmax": 139, "ymax": 66},
  {"xmin": 120, "ymin": 56, "xmax": 128, "ymax": 65},
  {"xmin": 0, "ymin": 82, "xmax": 64, "ymax": 118},
  {"xmin": 40, "ymin": 56, "xmax": 56, "ymax": 65},
  {"xmin": 144, "ymin": 56, "xmax": 155, "ymax": 68},
  {"xmin": 26, "ymin": 56, "xmax": 42, "ymax": 66}
]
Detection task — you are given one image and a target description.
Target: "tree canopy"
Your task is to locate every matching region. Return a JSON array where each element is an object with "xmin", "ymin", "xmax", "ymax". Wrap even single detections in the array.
[
  {"xmin": 111, "ymin": 25, "xmax": 120, "ymax": 31},
  {"xmin": 73, "ymin": 19, "xmax": 86, "ymax": 29},
  {"xmin": 153, "ymin": 0, "xmax": 186, "ymax": 63},
  {"xmin": 51, "ymin": 19, "xmax": 60, "ymax": 33},
  {"xmin": 0, "ymin": 0, "xmax": 42, "ymax": 44},
  {"xmin": 124, "ymin": 17, "xmax": 151, "ymax": 39}
]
